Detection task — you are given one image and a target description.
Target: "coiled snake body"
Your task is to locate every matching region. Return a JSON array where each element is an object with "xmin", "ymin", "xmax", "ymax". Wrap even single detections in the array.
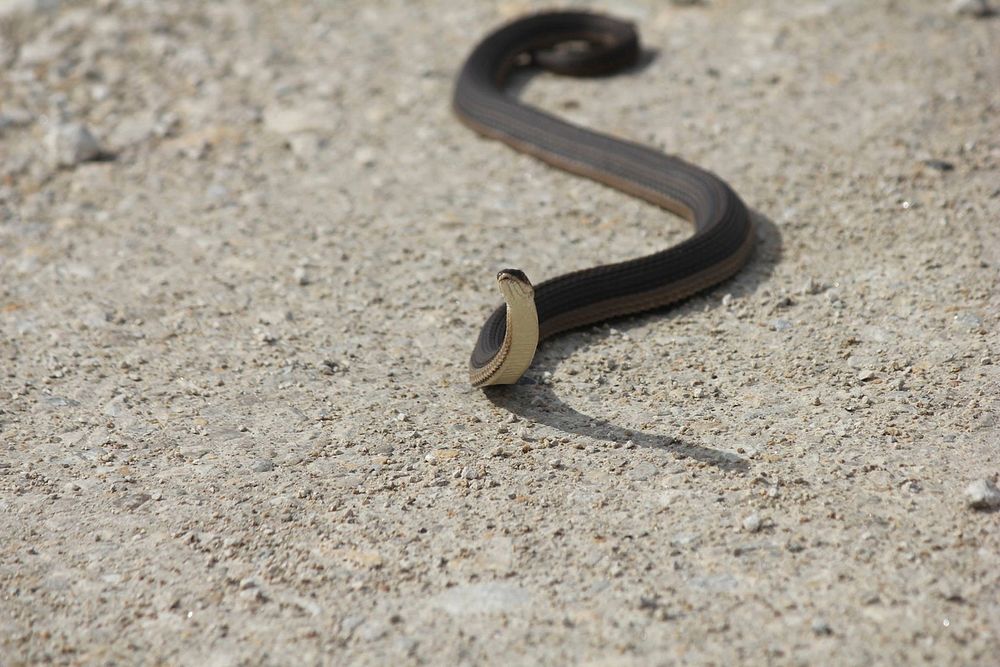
[{"xmin": 454, "ymin": 11, "xmax": 755, "ymax": 387}]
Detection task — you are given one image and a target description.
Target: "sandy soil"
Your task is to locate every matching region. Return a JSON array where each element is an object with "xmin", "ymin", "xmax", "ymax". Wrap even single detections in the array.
[{"xmin": 1, "ymin": 0, "xmax": 998, "ymax": 664}]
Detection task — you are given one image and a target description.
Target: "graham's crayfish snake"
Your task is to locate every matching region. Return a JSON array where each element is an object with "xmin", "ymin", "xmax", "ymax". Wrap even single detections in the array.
[{"xmin": 454, "ymin": 11, "xmax": 755, "ymax": 387}]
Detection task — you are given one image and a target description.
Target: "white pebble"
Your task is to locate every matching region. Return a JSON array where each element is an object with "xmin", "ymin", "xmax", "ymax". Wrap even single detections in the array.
[
  {"xmin": 353, "ymin": 146, "xmax": 376, "ymax": 167},
  {"xmin": 742, "ymin": 513, "xmax": 762, "ymax": 532},
  {"xmin": 263, "ymin": 103, "xmax": 337, "ymax": 135},
  {"xmin": 17, "ymin": 36, "xmax": 63, "ymax": 66},
  {"xmin": 951, "ymin": 0, "xmax": 994, "ymax": 17},
  {"xmin": 964, "ymin": 479, "xmax": 1000, "ymax": 510},
  {"xmin": 47, "ymin": 123, "xmax": 103, "ymax": 167}
]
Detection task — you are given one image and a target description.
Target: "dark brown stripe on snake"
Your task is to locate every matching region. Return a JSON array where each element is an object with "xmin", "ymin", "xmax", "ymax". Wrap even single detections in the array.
[{"xmin": 454, "ymin": 11, "xmax": 755, "ymax": 378}]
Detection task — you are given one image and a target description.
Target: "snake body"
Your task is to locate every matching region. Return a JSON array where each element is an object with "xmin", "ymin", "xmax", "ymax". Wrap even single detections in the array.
[{"xmin": 454, "ymin": 11, "xmax": 755, "ymax": 387}]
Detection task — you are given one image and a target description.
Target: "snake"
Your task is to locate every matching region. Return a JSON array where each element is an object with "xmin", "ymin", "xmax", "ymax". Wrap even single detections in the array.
[{"xmin": 453, "ymin": 11, "xmax": 755, "ymax": 387}]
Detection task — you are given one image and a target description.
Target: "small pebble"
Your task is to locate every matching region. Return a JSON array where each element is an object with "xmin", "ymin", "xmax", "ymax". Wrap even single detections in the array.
[
  {"xmin": 742, "ymin": 513, "xmax": 762, "ymax": 533},
  {"xmin": 353, "ymin": 146, "xmax": 376, "ymax": 167},
  {"xmin": 0, "ymin": 108, "xmax": 33, "ymax": 132},
  {"xmin": 923, "ymin": 158, "xmax": 954, "ymax": 172},
  {"xmin": 294, "ymin": 266, "xmax": 311, "ymax": 286},
  {"xmin": 951, "ymin": 0, "xmax": 994, "ymax": 17},
  {"xmin": 461, "ymin": 465, "xmax": 484, "ymax": 480},
  {"xmin": 952, "ymin": 312, "xmax": 982, "ymax": 329},
  {"xmin": 17, "ymin": 36, "xmax": 63, "ymax": 66},
  {"xmin": 252, "ymin": 459, "xmax": 275, "ymax": 473},
  {"xmin": 321, "ymin": 359, "xmax": 347, "ymax": 375},
  {"xmin": 811, "ymin": 618, "xmax": 833, "ymax": 636},
  {"xmin": 964, "ymin": 479, "xmax": 1000, "ymax": 510},
  {"xmin": 48, "ymin": 123, "xmax": 104, "ymax": 167},
  {"xmin": 802, "ymin": 277, "xmax": 826, "ymax": 295},
  {"xmin": 263, "ymin": 103, "xmax": 337, "ymax": 135},
  {"xmin": 117, "ymin": 492, "xmax": 152, "ymax": 511},
  {"xmin": 288, "ymin": 134, "xmax": 323, "ymax": 159}
]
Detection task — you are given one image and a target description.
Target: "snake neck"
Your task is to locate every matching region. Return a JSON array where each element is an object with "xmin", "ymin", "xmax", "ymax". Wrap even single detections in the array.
[{"xmin": 469, "ymin": 278, "xmax": 539, "ymax": 387}]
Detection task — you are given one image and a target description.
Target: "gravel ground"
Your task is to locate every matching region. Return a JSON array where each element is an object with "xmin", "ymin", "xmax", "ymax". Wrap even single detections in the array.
[{"xmin": 1, "ymin": 0, "xmax": 998, "ymax": 664}]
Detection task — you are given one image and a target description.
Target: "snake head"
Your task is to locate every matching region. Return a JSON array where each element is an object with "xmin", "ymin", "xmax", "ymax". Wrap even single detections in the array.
[{"xmin": 496, "ymin": 268, "xmax": 534, "ymax": 300}]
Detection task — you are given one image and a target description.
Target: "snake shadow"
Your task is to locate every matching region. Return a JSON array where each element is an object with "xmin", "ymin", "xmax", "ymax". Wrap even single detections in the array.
[{"xmin": 484, "ymin": 211, "xmax": 782, "ymax": 474}]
